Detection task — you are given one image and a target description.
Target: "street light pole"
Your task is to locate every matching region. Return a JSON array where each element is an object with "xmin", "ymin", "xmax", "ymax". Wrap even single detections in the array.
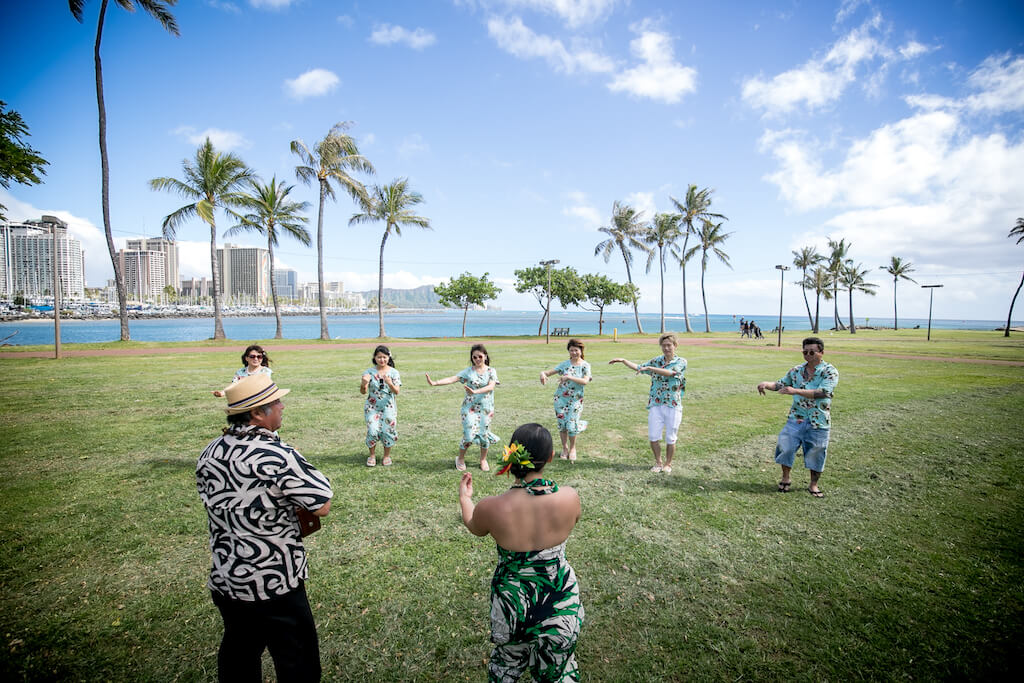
[
  {"xmin": 540, "ymin": 259, "xmax": 559, "ymax": 344},
  {"xmin": 775, "ymin": 265, "xmax": 789, "ymax": 348},
  {"xmin": 921, "ymin": 284, "xmax": 943, "ymax": 341}
]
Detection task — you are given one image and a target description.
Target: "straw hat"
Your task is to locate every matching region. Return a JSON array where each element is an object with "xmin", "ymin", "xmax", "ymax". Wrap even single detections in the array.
[{"xmin": 223, "ymin": 374, "xmax": 290, "ymax": 414}]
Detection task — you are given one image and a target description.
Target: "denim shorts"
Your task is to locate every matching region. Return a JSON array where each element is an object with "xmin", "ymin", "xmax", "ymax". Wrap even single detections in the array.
[{"xmin": 774, "ymin": 418, "xmax": 830, "ymax": 472}]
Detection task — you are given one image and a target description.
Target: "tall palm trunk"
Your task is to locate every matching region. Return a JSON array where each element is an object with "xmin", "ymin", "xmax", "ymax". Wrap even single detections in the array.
[
  {"xmin": 268, "ymin": 236, "xmax": 282, "ymax": 339},
  {"xmin": 700, "ymin": 261, "xmax": 710, "ymax": 333},
  {"xmin": 833, "ymin": 282, "xmax": 846, "ymax": 330},
  {"xmin": 680, "ymin": 233, "xmax": 694, "ymax": 333},
  {"xmin": 848, "ymin": 288, "xmax": 857, "ymax": 334},
  {"xmin": 316, "ymin": 180, "xmax": 329, "ymax": 340},
  {"xmin": 377, "ymin": 228, "xmax": 389, "ymax": 337},
  {"xmin": 209, "ymin": 220, "xmax": 225, "ymax": 339},
  {"xmin": 801, "ymin": 268, "xmax": 814, "ymax": 328},
  {"xmin": 658, "ymin": 246, "xmax": 666, "ymax": 333},
  {"xmin": 813, "ymin": 291, "xmax": 821, "ymax": 333},
  {"xmin": 621, "ymin": 245, "xmax": 643, "ymax": 334},
  {"xmin": 93, "ymin": 0, "xmax": 129, "ymax": 341},
  {"xmin": 893, "ymin": 279, "xmax": 899, "ymax": 330},
  {"xmin": 1006, "ymin": 271, "xmax": 1024, "ymax": 337}
]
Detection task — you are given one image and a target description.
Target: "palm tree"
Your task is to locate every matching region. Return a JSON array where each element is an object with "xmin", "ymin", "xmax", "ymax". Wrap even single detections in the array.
[
  {"xmin": 840, "ymin": 262, "xmax": 878, "ymax": 334},
  {"xmin": 291, "ymin": 122, "xmax": 374, "ymax": 340},
  {"xmin": 670, "ymin": 185, "xmax": 726, "ymax": 333},
  {"xmin": 594, "ymin": 201, "xmax": 651, "ymax": 334},
  {"xmin": 226, "ymin": 178, "xmax": 311, "ymax": 339},
  {"xmin": 793, "ymin": 246, "xmax": 824, "ymax": 329},
  {"xmin": 803, "ymin": 266, "xmax": 831, "ymax": 333},
  {"xmin": 1006, "ymin": 218, "xmax": 1024, "ymax": 337},
  {"xmin": 644, "ymin": 212, "xmax": 682, "ymax": 333},
  {"xmin": 349, "ymin": 179, "xmax": 431, "ymax": 338},
  {"xmin": 69, "ymin": 0, "xmax": 179, "ymax": 341},
  {"xmin": 683, "ymin": 220, "xmax": 733, "ymax": 332},
  {"xmin": 827, "ymin": 237, "xmax": 850, "ymax": 330},
  {"xmin": 879, "ymin": 256, "xmax": 917, "ymax": 330},
  {"xmin": 149, "ymin": 138, "xmax": 254, "ymax": 340}
]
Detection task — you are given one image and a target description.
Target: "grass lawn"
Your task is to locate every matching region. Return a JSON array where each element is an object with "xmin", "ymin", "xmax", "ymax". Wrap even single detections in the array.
[{"xmin": 1, "ymin": 331, "xmax": 1022, "ymax": 681}]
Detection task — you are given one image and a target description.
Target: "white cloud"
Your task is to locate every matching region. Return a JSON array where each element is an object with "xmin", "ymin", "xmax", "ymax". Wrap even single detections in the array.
[
  {"xmin": 964, "ymin": 53, "xmax": 1024, "ymax": 114},
  {"xmin": 503, "ymin": 0, "xmax": 620, "ymax": 28},
  {"xmin": 741, "ymin": 15, "xmax": 885, "ymax": 115},
  {"xmin": 398, "ymin": 134, "xmax": 429, "ymax": 157},
  {"xmin": 607, "ymin": 29, "xmax": 697, "ymax": 104},
  {"xmin": 560, "ymin": 191, "xmax": 602, "ymax": 228},
  {"xmin": 249, "ymin": 0, "xmax": 295, "ymax": 9},
  {"xmin": 172, "ymin": 126, "xmax": 250, "ymax": 152},
  {"xmin": 284, "ymin": 68, "xmax": 340, "ymax": 100},
  {"xmin": 206, "ymin": 1, "xmax": 241, "ymax": 13},
  {"xmin": 758, "ymin": 56, "xmax": 1024, "ymax": 276},
  {"xmin": 899, "ymin": 40, "xmax": 932, "ymax": 59},
  {"xmin": 486, "ymin": 16, "xmax": 613, "ymax": 75},
  {"xmin": 369, "ymin": 24, "xmax": 437, "ymax": 50},
  {"xmin": 624, "ymin": 191, "xmax": 656, "ymax": 220}
]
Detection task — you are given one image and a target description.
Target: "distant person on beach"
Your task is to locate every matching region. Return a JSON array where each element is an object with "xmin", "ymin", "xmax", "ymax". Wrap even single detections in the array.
[
  {"xmin": 426, "ymin": 343, "xmax": 500, "ymax": 472},
  {"xmin": 539, "ymin": 338, "xmax": 592, "ymax": 462},
  {"xmin": 360, "ymin": 345, "xmax": 401, "ymax": 467},
  {"xmin": 756, "ymin": 336, "xmax": 838, "ymax": 498},
  {"xmin": 608, "ymin": 333, "xmax": 687, "ymax": 474},
  {"xmin": 198, "ymin": 374, "xmax": 333, "ymax": 681},
  {"xmin": 457, "ymin": 423, "xmax": 584, "ymax": 682},
  {"xmin": 752, "ymin": 322, "xmax": 763, "ymax": 339},
  {"xmin": 212, "ymin": 344, "xmax": 272, "ymax": 397}
]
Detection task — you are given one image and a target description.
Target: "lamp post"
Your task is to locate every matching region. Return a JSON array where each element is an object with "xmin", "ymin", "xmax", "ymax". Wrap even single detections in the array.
[
  {"xmin": 921, "ymin": 284, "xmax": 943, "ymax": 341},
  {"xmin": 52, "ymin": 222, "xmax": 61, "ymax": 359},
  {"xmin": 540, "ymin": 259, "xmax": 559, "ymax": 344},
  {"xmin": 775, "ymin": 265, "xmax": 789, "ymax": 348}
]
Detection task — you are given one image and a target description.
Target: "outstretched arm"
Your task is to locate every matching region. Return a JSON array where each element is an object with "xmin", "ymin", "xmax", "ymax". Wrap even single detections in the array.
[
  {"xmin": 426, "ymin": 373, "xmax": 460, "ymax": 386},
  {"xmin": 458, "ymin": 472, "xmax": 488, "ymax": 536},
  {"xmin": 608, "ymin": 358, "xmax": 640, "ymax": 371},
  {"xmin": 540, "ymin": 367, "xmax": 558, "ymax": 385}
]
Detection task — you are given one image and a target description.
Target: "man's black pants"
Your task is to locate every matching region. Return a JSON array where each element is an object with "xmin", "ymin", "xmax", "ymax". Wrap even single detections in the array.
[{"xmin": 211, "ymin": 581, "xmax": 321, "ymax": 682}]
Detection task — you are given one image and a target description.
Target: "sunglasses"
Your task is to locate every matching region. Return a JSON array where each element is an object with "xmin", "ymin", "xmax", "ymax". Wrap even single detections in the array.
[
  {"xmin": 247, "ymin": 353, "xmax": 263, "ymax": 359},
  {"xmin": 802, "ymin": 349, "xmax": 820, "ymax": 355}
]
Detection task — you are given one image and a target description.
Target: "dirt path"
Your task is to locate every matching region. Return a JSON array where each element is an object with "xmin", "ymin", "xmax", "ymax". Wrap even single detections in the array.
[{"xmin": 2, "ymin": 336, "xmax": 1023, "ymax": 366}]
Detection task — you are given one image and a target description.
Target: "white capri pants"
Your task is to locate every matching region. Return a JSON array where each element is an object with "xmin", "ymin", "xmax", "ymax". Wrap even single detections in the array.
[{"xmin": 648, "ymin": 405, "xmax": 683, "ymax": 444}]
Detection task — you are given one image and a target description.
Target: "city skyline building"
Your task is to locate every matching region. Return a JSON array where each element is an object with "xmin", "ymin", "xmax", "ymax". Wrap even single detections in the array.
[
  {"xmin": 118, "ymin": 249, "xmax": 167, "ymax": 303},
  {"xmin": 274, "ymin": 268, "xmax": 298, "ymax": 299},
  {"xmin": 217, "ymin": 243, "xmax": 271, "ymax": 304},
  {"xmin": 0, "ymin": 215, "xmax": 85, "ymax": 300},
  {"xmin": 126, "ymin": 237, "xmax": 179, "ymax": 294}
]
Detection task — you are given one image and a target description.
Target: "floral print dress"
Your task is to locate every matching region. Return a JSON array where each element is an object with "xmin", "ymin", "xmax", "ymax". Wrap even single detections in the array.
[
  {"xmin": 552, "ymin": 360, "xmax": 591, "ymax": 436},
  {"xmin": 233, "ymin": 366, "xmax": 272, "ymax": 382},
  {"xmin": 457, "ymin": 366, "xmax": 500, "ymax": 449},
  {"xmin": 363, "ymin": 367, "xmax": 401, "ymax": 448}
]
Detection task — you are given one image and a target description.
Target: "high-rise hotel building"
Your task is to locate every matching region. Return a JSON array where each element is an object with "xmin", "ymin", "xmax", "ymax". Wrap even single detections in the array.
[
  {"xmin": 126, "ymin": 237, "xmax": 179, "ymax": 295},
  {"xmin": 0, "ymin": 215, "xmax": 85, "ymax": 300},
  {"xmin": 217, "ymin": 244, "xmax": 271, "ymax": 303}
]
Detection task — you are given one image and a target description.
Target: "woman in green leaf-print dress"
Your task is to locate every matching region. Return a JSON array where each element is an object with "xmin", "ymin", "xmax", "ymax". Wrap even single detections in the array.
[
  {"xmin": 458, "ymin": 423, "xmax": 584, "ymax": 682},
  {"xmin": 426, "ymin": 343, "xmax": 500, "ymax": 472}
]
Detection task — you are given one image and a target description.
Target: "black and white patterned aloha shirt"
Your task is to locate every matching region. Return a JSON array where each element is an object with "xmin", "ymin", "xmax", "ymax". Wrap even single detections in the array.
[{"xmin": 197, "ymin": 425, "xmax": 333, "ymax": 602}]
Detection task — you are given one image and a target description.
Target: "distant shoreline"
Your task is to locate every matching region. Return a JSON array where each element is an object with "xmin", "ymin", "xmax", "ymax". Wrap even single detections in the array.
[{"xmin": 0, "ymin": 307, "xmax": 448, "ymax": 322}]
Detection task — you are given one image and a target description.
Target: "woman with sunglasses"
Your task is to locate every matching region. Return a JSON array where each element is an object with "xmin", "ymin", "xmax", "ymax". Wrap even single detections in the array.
[
  {"xmin": 426, "ymin": 343, "xmax": 500, "ymax": 472},
  {"xmin": 212, "ymin": 345, "xmax": 272, "ymax": 397}
]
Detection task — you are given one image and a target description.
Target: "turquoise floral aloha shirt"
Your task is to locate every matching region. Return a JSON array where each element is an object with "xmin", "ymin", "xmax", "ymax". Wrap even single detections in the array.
[
  {"xmin": 637, "ymin": 355, "xmax": 686, "ymax": 409},
  {"xmin": 777, "ymin": 360, "xmax": 838, "ymax": 429}
]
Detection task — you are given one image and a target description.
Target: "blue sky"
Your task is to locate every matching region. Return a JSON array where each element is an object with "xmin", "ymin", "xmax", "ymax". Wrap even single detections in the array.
[{"xmin": 2, "ymin": 0, "xmax": 1022, "ymax": 321}]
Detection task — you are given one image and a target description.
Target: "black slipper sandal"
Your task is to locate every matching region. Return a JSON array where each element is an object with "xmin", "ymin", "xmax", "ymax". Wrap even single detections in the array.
[
  {"xmin": 809, "ymin": 488, "xmax": 824, "ymax": 498},
  {"xmin": 777, "ymin": 481, "xmax": 792, "ymax": 492}
]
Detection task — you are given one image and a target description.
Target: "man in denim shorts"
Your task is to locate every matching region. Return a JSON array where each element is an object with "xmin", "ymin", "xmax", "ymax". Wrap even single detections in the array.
[{"xmin": 756, "ymin": 337, "xmax": 838, "ymax": 498}]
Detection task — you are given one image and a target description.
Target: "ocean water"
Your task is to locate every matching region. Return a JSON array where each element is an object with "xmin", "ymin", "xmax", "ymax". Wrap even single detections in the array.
[{"xmin": 0, "ymin": 309, "xmax": 1014, "ymax": 346}]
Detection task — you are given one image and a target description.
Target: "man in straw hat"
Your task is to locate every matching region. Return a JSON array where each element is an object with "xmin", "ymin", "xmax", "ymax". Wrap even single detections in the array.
[{"xmin": 198, "ymin": 374, "xmax": 333, "ymax": 681}]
